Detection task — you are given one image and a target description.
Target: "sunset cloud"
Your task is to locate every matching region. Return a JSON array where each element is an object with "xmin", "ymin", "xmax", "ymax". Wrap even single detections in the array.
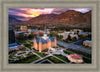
[{"xmin": 8, "ymin": 8, "xmax": 91, "ymax": 21}]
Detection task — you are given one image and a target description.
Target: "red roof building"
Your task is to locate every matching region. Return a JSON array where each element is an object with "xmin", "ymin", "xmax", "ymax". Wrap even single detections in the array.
[{"xmin": 67, "ymin": 54, "xmax": 83, "ymax": 63}]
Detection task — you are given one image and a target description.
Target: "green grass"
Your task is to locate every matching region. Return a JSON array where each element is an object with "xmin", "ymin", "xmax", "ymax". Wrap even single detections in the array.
[
  {"xmin": 27, "ymin": 45, "xmax": 32, "ymax": 49},
  {"xmin": 19, "ymin": 40, "xmax": 33, "ymax": 49},
  {"xmin": 67, "ymin": 49, "xmax": 91, "ymax": 58},
  {"xmin": 83, "ymin": 57, "xmax": 91, "ymax": 63},
  {"xmin": 55, "ymin": 55, "xmax": 70, "ymax": 62},
  {"xmin": 9, "ymin": 54, "xmax": 19, "ymax": 60},
  {"xmin": 57, "ymin": 44, "xmax": 65, "ymax": 48},
  {"xmin": 42, "ymin": 49, "xmax": 48, "ymax": 52},
  {"xmin": 23, "ymin": 56, "xmax": 39, "ymax": 63},
  {"xmin": 26, "ymin": 53, "xmax": 33, "ymax": 57},
  {"xmin": 63, "ymin": 50, "xmax": 73, "ymax": 54},
  {"xmin": 19, "ymin": 40, "xmax": 27, "ymax": 44},
  {"xmin": 19, "ymin": 47, "xmax": 28, "ymax": 51},
  {"xmin": 48, "ymin": 56, "xmax": 64, "ymax": 63},
  {"xmin": 35, "ymin": 52, "xmax": 45, "ymax": 57},
  {"xmin": 23, "ymin": 43, "xmax": 32, "ymax": 49},
  {"xmin": 10, "ymin": 54, "xmax": 40, "ymax": 63}
]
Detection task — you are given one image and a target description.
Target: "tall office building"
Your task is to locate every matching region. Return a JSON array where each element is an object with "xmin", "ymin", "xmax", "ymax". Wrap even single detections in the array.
[{"xmin": 9, "ymin": 28, "xmax": 15, "ymax": 44}]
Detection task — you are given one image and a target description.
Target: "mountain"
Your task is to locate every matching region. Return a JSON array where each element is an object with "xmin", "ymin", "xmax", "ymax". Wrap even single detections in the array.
[
  {"xmin": 9, "ymin": 15, "xmax": 22, "ymax": 23},
  {"xmin": 50, "ymin": 10, "xmax": 91, "ymax": 27},
  {"xmin": 15, "ymin": 14, "xmax": 57, "ymax": 25},
  {"xmin": 9, "ymin": 10, "xmax": 91, "ymax": 28}
]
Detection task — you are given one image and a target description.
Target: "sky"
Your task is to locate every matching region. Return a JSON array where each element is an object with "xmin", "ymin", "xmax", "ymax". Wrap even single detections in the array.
[{"xmin": 8, "ymin": 8, "xmax": 91, "ymax": 21}]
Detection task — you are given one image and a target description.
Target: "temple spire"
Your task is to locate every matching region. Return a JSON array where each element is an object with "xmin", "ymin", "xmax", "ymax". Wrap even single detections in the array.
[
  {"xmin": 33, "ymin": 37, "xmax": 36, "ymax": 41},
  {"xmin": 49, "ymin": 38, "xmax": 51, "ymax": 42}
]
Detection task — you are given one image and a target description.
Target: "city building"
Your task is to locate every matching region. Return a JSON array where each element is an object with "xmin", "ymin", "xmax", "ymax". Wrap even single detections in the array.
[
  {"xmin": 20, "ymin": 26, "xmax": 27, "ymax": 32},
  {"xmin": 70, "ymin": 34, "xmax": 78, "ymax": 39},
  {"xmin": 33, "ymin": 31, "xmax": 57, "ymax": 52},
  {"xmin": 83, "ymin": 40, "xmax": 92, "ymax": 47},
  {"xmin": 67, "ymin": 54, "xmax": 83, "ymax": 63},
  {"xmin": 63, "ymin": 32, "xmax": 70, "ymax": 40},
  {"xmin": 70, "ymin": 29, "xmax": 83, "ymax": 34},
  {"xmin": 28, "ymin": 29, "xmax": 40, "ymax": 33},
  {"xmin": 9, "ymin": 43, "xmax": 24, "ymax": 51},
  {"xmin": 32, "ymin": 29, "xmax": 44, "ymax": 36},
  {"xmin": 9, "ymin": 28, "xmax": 24, "ymax": 51},
  {"xmin": 15, "ymin": 31, "xmax": 24, "ymax": 37},
  {"xmin": 58, "ymin": 31, "xmax": 79, "ymax": 40},
  {"xmin": 9, "ymin": 28, "xmax": 15, "ymax": 44},
  {"xmin": 79, "ymin": 32, "xmax": 88, "ymax": 36}
]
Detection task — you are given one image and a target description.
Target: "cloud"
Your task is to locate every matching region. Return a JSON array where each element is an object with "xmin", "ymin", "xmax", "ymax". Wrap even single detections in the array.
[
  {"xmin": 8, "ymin": 8, "xmax": 91, "ymax": 21},
  {"xmin": 51, "ymin": 8, "xmax": 69, "ymax": 14},
  {"xmin": 51, "ymin": 8, "xmax": 91, "ymax": 14},
  {"xmin": 69, "ymin": 8, "xmax": 92, "ymax": 13}
]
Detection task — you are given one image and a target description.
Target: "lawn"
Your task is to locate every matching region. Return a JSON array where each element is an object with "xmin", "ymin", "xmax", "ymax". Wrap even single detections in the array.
[
  {"xmin": 57, "ymin": 44, "xmax": 65, "ymax": 48},
  {"xmin": 23, "ymin": 43, "xmax": 32, "ymax": 49},
  {"xmin": 35, "ymin": 52, "xmax": 45, "ymax": 57},
  {"xmin": 9, "ymin": 54, "xmax": 19, "ymax": 60},
  {"xmin": 26, "ymin": 52, "xmax": 33, "ymax": 57},
  {"xmin": 10, "ymin": 54, "xmax": 40, "ymax": 63},
  {"xmin": 19, "ymin": 40, "xmax": 33, "ymax": 49},
  {"xmin": 63, "ymin": 50, "xmax": 73, "ymax": 54},
  {"xmin": 42, "ymin": 49, "xmax": 48, "ymax": 52},
  {"xmin": 23, "ymin": 56, "xmax": 39, "ymax": 63},
  {"xmin": 67, "ymin": 49, "xmax": 91, "ymax": 58},
  {"xmin": 83, "ymin": 57, "xmax": 91, "ymax": 63},
  {"xmin": 19, "ymin": 40, "xmax": 27, "ymax": 44},
  {"xmin": 19, "ymin": 47, "xmax": 28, "ymax": 51},
  {"xmin": 48, "ymin": 56, "xmax": 64, "ymax": 63},
  {"xmin": 55, "ymin": 55, "xmax": 70, "ymax": 62}
]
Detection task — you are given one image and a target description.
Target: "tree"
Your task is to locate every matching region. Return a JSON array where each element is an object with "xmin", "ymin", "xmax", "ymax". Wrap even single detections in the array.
[
  {"xmin": 59, "ymin": 35, "xmax": 63, "ymax": 39},
  {"xmin": 28, "ymin": 33, "xmax": 34, "ymax": 39},
  {"xmin": 71, "ymin": 37, "xmax": 77, "ymax": 41},
  {"xmin": 68, "ymin": 34, "xmax": 71, "ymax": 40},
  {"xmin": 16, "ymin": 34, "xmax": 27, "ymax": 41},
  {"xmin": 39, "ymin": 33, "xmax": 44, "ymax": 36}
]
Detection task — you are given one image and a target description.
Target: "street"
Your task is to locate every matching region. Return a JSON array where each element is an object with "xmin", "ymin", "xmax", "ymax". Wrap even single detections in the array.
[{"xmin": 57, "ymin": 41, "xmax": 91, "ymax": 54}]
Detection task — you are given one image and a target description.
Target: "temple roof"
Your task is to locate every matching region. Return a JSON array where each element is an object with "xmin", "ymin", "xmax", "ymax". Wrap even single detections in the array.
[{"xmin": 36, "ymin": 37, "xmax": 55, "ymax": 44}]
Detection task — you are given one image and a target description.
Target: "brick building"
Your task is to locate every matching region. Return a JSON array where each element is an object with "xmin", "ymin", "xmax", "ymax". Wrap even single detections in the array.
[{"xmin": 33, "ymin": 32, "xmax": 57, "ymax": 52}]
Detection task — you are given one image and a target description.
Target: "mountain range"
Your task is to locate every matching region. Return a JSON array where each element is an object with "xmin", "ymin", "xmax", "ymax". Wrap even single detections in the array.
[
  {"xmin": 9, "ymin": 15, "xmax": 22, "ymax": 23},
  {"xmin": 9, "ymin": 10, "xmax": 91, "ymax": 28}
]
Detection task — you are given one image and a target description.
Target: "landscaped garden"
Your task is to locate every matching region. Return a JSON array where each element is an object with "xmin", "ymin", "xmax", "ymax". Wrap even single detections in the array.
[
  {"xmin": 55, "ymin": 55, "xmax": 70, "ymax": 62},
  {"xmin": 9, "ymin": 54, "xmax": 40, "ymax": 63},
  {"xmin": 42, "ymin": 49, "xmax": 48, "ymax": 52},
  {"xmin": 35, "ymin": 52, "xmax": 46, "ymax": 57},
  {"xmin": 48, "ymin": 56, "xmax": 64, "ymax": 63}
]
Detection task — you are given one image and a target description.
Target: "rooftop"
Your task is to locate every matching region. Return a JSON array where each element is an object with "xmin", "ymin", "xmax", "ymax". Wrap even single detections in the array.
[
  {"xmin": 68, "ymin": 54, "xmax": 82, "ymax": 59},
  {"xmin": 35, "ymin": 37, "xmax": 55, "ymax": 44},
  {"xmin": 80, "ymin": 32, "xmax": 88, "ymax": 35},
  {"xmin": 85, "ymin": 40, "xmax": 92, "ymax": 43}
]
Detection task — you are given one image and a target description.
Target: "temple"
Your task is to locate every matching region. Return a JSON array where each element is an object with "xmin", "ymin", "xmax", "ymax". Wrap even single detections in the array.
[{"xmin": 33, "ymin": 31, "xmax": 57, "ymax": 52}]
